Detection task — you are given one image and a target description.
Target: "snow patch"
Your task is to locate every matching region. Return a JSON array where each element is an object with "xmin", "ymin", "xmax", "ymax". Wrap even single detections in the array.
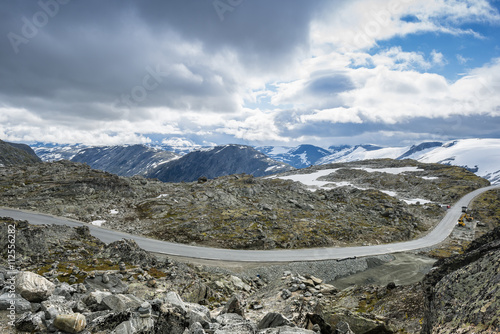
[
  {"xmin": 354, "ymin": 166, "xmax": 422, "ymax": 174},
  {"xmin": 90, "ymin": 220, "xmax": 106, "ymax": 227},
  {"xmin": 109, "ymin": 209, "xmax": 119, "ymax": 215},
  {"xmin": 270, "ymin": 169, "xmax": 339, "ymax": 190},
  {"xmin": 403, "ymin": 198, "xmax": 433, "ymax": 205}
]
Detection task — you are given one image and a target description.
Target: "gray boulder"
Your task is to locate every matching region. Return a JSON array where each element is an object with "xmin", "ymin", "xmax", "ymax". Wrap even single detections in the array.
[
  {"xmin": 0, "ymin": 292, "xmax": 31, "ymax": 313},
  {"xmin": 15, "ymin": 271, "xmax": 55, "ymax": 302},
  {"xmin": 153, "ymin": 303, "xmax": 188, "ymax": 334},
  {"xmin": 185, "ymin": 302, "xmax": 211, "ymax": 328},
  {"xmin": 258, "ymin": 312, "xmax": 293, "ymax": 329},
  {"xmin": 102, "ymin": 294, "xmax": 143, "ymax": 313},
  {"xmin": 82, "ymin": 290, "xmax": 113, "ymax": 311},
  {"xmin": 53, "ymin": 282, "xmax": 77, "ymax": 299},
  {"xmin": 219, "ymin": 294, "xmax": 245, "ymax": 317},
  {"xmin": 111, "ymin": 316, "xmax": 155, "ymax": 334},
  {"xmin": 188, "ymin": 322, "xmax": 207, "ymax": 334},
  {"xmin": 15, "ymin": 311, "xmax": 46, "ymax": 332},
  {"xmin": 41, "ymin": 295, "xmax": 73, "ymax": 318},
  {"xmin": 164, "ymin": 291, "xmax": 186, "ymax": 311}
]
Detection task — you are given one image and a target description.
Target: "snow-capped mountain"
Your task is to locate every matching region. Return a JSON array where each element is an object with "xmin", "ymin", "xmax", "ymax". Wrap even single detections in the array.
[
  {"xmin": 147, "ymin": 144, "xmax": 294, "ymax": 182},
  {"xmin": 256, "ymin": 139, "xmax": 500, "ymax": 184},
  {"xmin": 155, "ymin": 137, "xmax": 212, "ymax": 155},
  {"xmin": 255, "ymin": 144, "xmax": 332, "ymax": 169},
  {"xmin": 32, "ymin": 143, "xmax": 87, "ymax": 161},
  {"xmin": 26, "ymin": 138, "xmax": 500, "ymax": 184},
  {"xmin": 415, "ymin": 139, "xmax": 500, "ymax": 185},
  {"xmin": 70, "ymin": 145, "xmax": 179, "ymax": 177}
]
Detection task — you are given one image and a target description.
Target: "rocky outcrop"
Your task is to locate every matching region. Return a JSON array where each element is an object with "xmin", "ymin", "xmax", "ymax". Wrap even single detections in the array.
[
  {"xmin": 0, "ymin": 140, "xmax": 41, "ymax": 166},
  {"xmin": 421, "ymin": 227, "xmax": 500, "ymax": 333}
]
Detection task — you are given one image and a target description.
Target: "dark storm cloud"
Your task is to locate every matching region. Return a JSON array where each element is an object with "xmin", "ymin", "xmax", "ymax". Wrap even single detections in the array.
[
  {"xmin": 0, "ymin": 0, "xmax": 330, "ymax": 122},
  {"xmin": 306, "ymin": 73, "xmax": 355, "ymax": 96}
]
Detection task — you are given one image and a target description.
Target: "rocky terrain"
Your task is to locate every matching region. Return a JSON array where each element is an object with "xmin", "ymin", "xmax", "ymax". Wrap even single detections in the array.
[
  {"xmin": 0, "ymin": 159, "xmax": 489, "ymax": 249},
  {"xmin": 0, "ymin": 140, "xmax": 41, "ymax": 167},
  {"xmin": 421, "ymin": 226, "xmax": 500, "ymax": 333},
  {"xmin": 0, "ymin": 218, "xmax": 415, "ymax": 333},
  {"xmin": 1, "ymin": 214, "xmax": 499, "ymax": 333}
]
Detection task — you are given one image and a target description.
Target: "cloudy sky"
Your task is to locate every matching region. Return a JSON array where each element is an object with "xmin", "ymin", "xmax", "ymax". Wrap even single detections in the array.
[{"xmin": 1, "ymin": 0, "xmax": 500, "ymax": 147}]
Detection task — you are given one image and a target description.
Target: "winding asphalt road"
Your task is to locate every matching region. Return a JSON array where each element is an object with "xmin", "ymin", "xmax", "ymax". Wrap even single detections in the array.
[{"xmin": 1, "ymin": 184, "xmax": 499, "ymax": 262}]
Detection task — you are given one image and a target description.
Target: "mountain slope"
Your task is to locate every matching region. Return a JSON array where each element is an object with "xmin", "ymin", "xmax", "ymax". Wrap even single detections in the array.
[
  {"xmin": 147, "ymin": 144, "xmax": 294, "ymax": 182},
  {"xmin": 70, "ymin": 145, "xmax": 179, "ymax": 177},
  {"xmin": 32, "ymin": 143, "xmax": 87, "ymax": 161},
  {"xmin": 312, "ymin": 139, "xmax": 500, "ymax": 185},
  {"xmin": 416, "ymin": 139, "xmax": 500, "ymax": 184},
  {"xmin": 256, "ymin": 144, "xmax": 332, "ymax": 169},
  {"xmin": 0, "ymin": 140, "xmax": 41, "ymax": 166}
]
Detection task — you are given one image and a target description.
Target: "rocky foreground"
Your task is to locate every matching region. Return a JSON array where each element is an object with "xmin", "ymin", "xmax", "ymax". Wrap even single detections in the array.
[{"xmin": 1, "ymin": 217, "xmax": 499, "ymax": 333}]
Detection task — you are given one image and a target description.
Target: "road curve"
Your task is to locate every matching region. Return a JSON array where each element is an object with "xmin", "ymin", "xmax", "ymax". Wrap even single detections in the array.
[{"xmin": 1, "ymin": 184, "xmax": 499, "ymax": 262}]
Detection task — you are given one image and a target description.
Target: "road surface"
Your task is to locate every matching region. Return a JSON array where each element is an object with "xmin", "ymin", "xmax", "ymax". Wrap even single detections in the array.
[{"xmin": 1, "ymin": 185, "xmax": 499, "ymax": 262}]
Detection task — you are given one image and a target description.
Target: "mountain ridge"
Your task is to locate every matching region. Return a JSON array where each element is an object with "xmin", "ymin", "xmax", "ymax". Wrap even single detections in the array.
[
  {"xmin": 25, "ymin": 138, "xmax": 500, "ymax": 184},
  {"xmin": 147, "ymin": 144, "xmax": 294, "ymax": 182}
]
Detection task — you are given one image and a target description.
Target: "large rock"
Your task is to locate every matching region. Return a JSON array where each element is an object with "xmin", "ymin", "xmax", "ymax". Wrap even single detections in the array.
[
  {"xmin": 0, "ymin": 292, "xmax": 31, "ymax": 313},
  {"xmin": 41, "ymin": 295, "xmax": 74, "ymax": 317},
  {"xmin": 185, "ymin": 302, "xmax": 212, "ymax": 328},
  {"xmin": 164, "ymin": 291, "xmax": 186, "ymax": 311},
  {"xmin": 15, "ymin": 271, "xmax": 55, "ymax": 302},
  {"xmin": 304, "ymin": 313, "xmax": 333, "ymax": 334},
  {"xmin": 219, "ymin": 294, "xmax": 245, "ymax": 317},
  {"xmin": 15, "ymin": 311, "xmax": 46, "ymax": 332},
  {"xmin": 112, "ymin": 316, "xmax": 155, "ymax": 334},
  {"xmin": 258, "ymin": 312, "xmax": 293, "ymax": 329},
  {"xmin": 82, "ymin": 290, "xmax": 113, "ymax": 311},
  {"xmin": 153, "ymin": 303, "xmax": 188, "ymax": 334},
  {"xmin": 54, "ymin": 313, "xmax": 87, "ymax": 333},
  {"xmin": 102, "ymin": 294, "xmax": 143, "ymax": 313}
]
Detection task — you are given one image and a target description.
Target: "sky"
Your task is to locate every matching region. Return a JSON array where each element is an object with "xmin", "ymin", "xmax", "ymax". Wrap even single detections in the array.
[{"xmin": 1, "ymin": 0, "xmax": 500, "ymax": 148}]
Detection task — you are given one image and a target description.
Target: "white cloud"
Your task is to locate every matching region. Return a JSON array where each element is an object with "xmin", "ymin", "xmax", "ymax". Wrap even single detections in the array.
[
  {"xmin": 311, "ymin": 0, "xmax": 500, "ymax": 53},
  {"xmin": 457, "ymin": 54, "xmax": 472, "ymax": 64},
  {"xmin": 431, "ymin": 50, "xmax": 446, "ymax": 66}
]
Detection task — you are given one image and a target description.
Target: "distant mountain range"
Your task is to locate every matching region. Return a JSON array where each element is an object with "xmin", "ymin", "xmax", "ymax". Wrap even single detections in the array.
[
  {"xmin": 71, "ymin": 145, "xmax": 180, "ymax": 177},
  {"xmin": 28, "ymin": 138, "xmax": 500, "ymax": 184}
]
